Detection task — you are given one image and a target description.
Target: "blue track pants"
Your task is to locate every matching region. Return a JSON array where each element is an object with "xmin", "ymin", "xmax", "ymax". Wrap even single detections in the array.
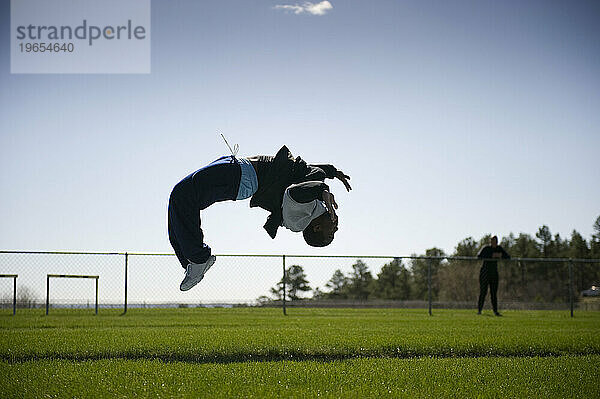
[{"xmin": 168, "ymin": 156, "xmax": 241, "ymax": 268}]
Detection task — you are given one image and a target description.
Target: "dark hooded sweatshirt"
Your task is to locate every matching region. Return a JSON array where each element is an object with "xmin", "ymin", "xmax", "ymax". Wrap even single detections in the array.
[{"xmin": 247, "ymin": 145, "xmax": 337, "ymax": 239}]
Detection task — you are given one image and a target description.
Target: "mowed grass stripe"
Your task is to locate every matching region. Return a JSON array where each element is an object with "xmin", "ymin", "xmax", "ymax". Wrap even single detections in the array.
[
  {"xmin": 1, "ymin": 356, "xmax": 598, "ymax": 398},
  {"xmin": 4, "ymin": 349, "xmax": 600, "ymax": 364},
  {"xmin": 1, "ymin": 308, "xmax": 599, "ymax": 362}
]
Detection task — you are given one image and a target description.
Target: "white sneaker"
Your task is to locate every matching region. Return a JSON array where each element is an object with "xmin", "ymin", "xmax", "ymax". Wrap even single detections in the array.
[{"xmin": 180, "ymin": 255, "xmax": 216, "ymax": 291}]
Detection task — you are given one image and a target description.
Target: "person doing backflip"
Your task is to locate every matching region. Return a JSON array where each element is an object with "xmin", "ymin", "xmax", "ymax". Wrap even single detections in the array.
[
  {"xmin": 477, "ymin": 235, "xmax": 510, "ymax": 316},
  {"xmin": 168, "ymin": 145, "xmax": 352, "ymax": 291}
]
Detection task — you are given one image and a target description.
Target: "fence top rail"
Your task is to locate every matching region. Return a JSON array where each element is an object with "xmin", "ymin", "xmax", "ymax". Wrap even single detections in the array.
[
  {"xmin": 47, "ymin": 274, "xmax": 99, "ymax": 279},
  {"xmin": 0, "ymin": 250, "xmax": 122, "ymax": 256},
  {"xmin": 1, "ymin": 250, "xmax": 599, "ymax": 263},
  {"xmin": 269, "ymin": 255, "xmax": 600, "ymax": 263},
  {"xmin": 0, "ymin": 274, "xmax": 18, "ymax": 278}
]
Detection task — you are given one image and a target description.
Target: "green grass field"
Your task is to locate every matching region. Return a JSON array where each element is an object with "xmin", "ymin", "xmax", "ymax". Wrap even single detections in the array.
[{"xmin": 1, "ymin": 308, "xmax": 599, "ymax": 398}]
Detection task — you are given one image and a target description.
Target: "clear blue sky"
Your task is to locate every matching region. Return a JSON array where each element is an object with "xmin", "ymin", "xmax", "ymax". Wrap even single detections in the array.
[{"xmin": 1, "ymin": 0, "xmax": 599, "ymax": 259}]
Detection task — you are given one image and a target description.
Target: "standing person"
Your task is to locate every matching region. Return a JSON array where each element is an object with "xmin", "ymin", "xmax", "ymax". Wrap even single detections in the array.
[
  {"xmin": 477, "ymin": 235, "xmax": 510, "ymax": 316},
  {"xmin": 168, "ymin": 145, "xmax": 352, "ymax": 291}
]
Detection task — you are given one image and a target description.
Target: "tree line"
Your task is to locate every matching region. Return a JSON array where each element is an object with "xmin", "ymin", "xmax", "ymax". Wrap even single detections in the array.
[{"xmin": 260, "ymin": 217, "xmax": 600, "ymax": 304}]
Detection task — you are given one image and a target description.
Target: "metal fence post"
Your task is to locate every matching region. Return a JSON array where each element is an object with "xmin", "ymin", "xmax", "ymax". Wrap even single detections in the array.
[
  {"xmin": 282, "ymin": 255, "xmax": 287, "ymax": 316},
  {"xmin": 123, "ymin": 252, "xmax": 128, "ymax": 315},
  {"xmin": 45, "ymin": 275, "xmax": 49, "ymax": 315},
  {"xmin": 12, "ymin": 276, "xmax": 16, "ymax": 315},
  {"xmin": 520, "ymin": 260, "xmax": 526, "ymax": 296},
  {"xmin": 427, "ymin": 258, "xmax": 432, "ymax": 316},
  {"xmin": 568, "ymin": 259, "xmax": 574, "ymax": 318},
  {"xmin": 95, "ymin": 277, "xmax": 99, "ymax": 315}
]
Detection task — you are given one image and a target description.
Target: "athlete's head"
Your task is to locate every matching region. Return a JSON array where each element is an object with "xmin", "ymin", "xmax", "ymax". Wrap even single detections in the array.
[
  {"xmin": 303, "ymin": 212, "xmax": 339, "ymax": 247},
  {"xmin": 490, "ymin": 235, "xmax": 498, "ymax": 248}
]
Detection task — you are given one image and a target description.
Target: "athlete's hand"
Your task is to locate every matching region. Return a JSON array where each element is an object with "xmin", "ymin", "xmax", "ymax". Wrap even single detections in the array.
[
  {"xmin": 335, "ymin": 171, "xmax": 352, "ymax": 192},
  {"xmin": 322, "ymin": 190, "xmax": 338, "ymax": 221}
]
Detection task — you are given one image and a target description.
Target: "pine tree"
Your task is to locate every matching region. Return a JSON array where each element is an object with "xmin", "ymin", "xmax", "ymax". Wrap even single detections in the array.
[
  {"xmin": 569, "ymin": 230, "xmax": 593, "ymax": 293},
  {"xmin": 371, "ymin": 258, "xmax": 411, "ymax": 300},
  {"xmin": 410, "ymin": 248, "xmax": 445, "ymax": 300},
  {"xmin": 536, "ymin": 225, "xmax": 553, "ymax": 256},
  {"xmin": 325, "ymin": 269, "xmax": 349, "ymax": 299},
  {"xmin": 270, "ymin": 264, "xmax": 311, "ymax": 301},
  {"xmin": 346, "ymin": 260, "xmax": 373, "ymax": 300},
  {"xmin": 455, "ymin": 237, "xmax": 479, "ymax": 256},
  {"xmin": 591, "ymin": 216, "xmax": 600, "ymax": 259}
]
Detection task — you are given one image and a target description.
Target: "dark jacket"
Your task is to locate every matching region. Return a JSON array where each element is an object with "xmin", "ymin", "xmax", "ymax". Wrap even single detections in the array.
[
  {"xmin": 248, "ymin": 146, "xmax": 337, "ymax": 238},
  {"xmin": 477, "ymin": 245, "xmax": 510, "ymax": 271}
]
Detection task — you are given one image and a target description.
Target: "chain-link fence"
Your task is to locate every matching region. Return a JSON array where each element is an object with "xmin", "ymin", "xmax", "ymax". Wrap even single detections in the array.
[
  {"xmin": 279, "ymin": 255, "xmax": 600, "ymax": 315},
  {"xmin": 1, "ymin": 251, "xmax": 599, "ymax": 316}
]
